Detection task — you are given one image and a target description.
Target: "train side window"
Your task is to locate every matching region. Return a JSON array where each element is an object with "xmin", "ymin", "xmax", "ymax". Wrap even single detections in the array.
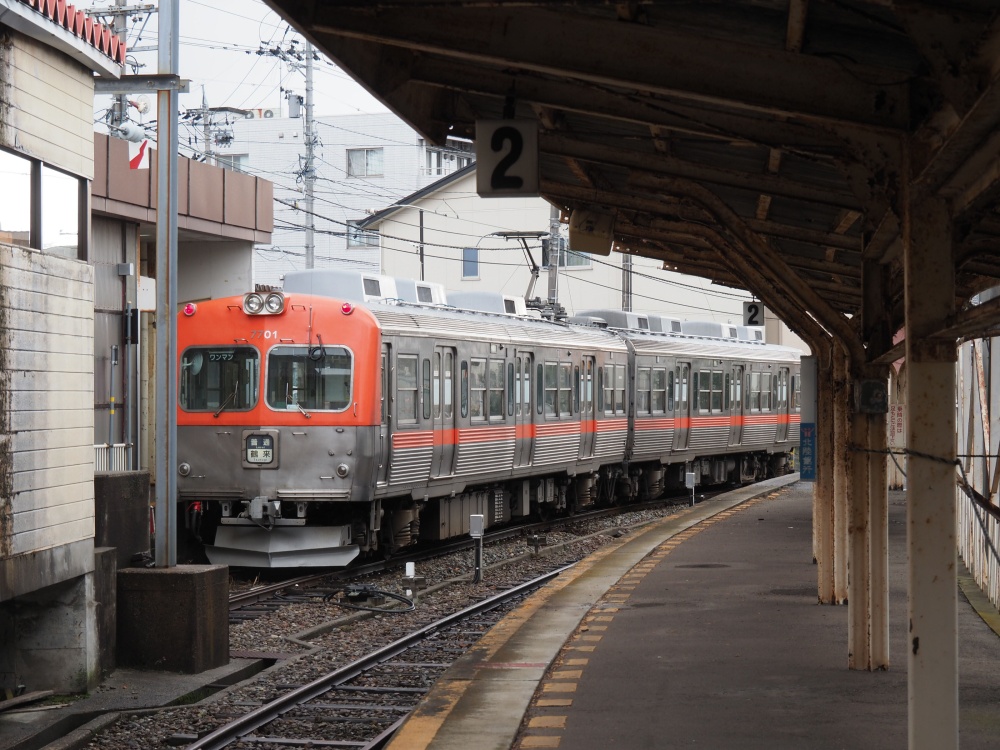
[
  {"xmin": 544, "ymin": 362, "xmax": 558, "ymax": 417},
  {"xmin": 432, "ymin": 352, "xmax": 441, "ymax": 419},
  {"xmin": 637, "ymin": 367, "xmax": 651, "ymax": 414},
  {"xmin": 602, "ymin": 365, "xmax": 613, "ymax": 414},
  {"xmin": 397, "ymin": 354, "xmax": 419, "ymax": 424},
  {"xmin": 749, "ymin": 371, "xmax": 760, "ymax": 411},
  {"xmin": 489, "ymin": 359, "xmax": 505, "ymax": 420},
  {"xmin": 381, "ymin": 349, "xmax": 388, "ymax": 424},
  {"xmin": 712, "ymin": 371, "xmax": 724, "ymax": 412},
  {"xmin": 444, "ymin": 352, "xmax": 454, "ymax": 419},
  {"xmin": 724, "ymin": 373, "xmax": 731, "ymax": 411},
  {"xmin": 470, "ymin": 358, "xmax": 487, "ymax": 420},
  {"xmin": 651, "ymin": 368, "xmax": 666, "ymax": 413},
  {"xmin": 667, "ymin": 370, "xmax": 674, "ymax": 412},
  {"xmin": 574, "ymin": 365, "xmax": 581, "ymax": 414},
  {"xmin": 559, "ymin": 362, "xmax": 573, "ymax": 416},
  {"xmin": 698, "ymin": 371, "xmax": 711, "ymax": 412},
  {"xmin": 791, "ymin": 374, "xmax": 801, "ymax": 411},
  {"xmin": 614, "ymin": 364, "xmax": 626, "ymax": 414},
  {"xmin": 524, "ymin": 356, "xmax": 533, "ymax": 414},
  {"xmin": 422, "ymin": 358, "xmax": 432, "ymax": 420},
  {"xmin": 515, "ymin": 357, "xmax": 522, "ymax": 416},
  {"xmin": 461, "ymin": 361, "xmax": 469, "ymax": 418},
  {"xmin": 537, "ymin": 362, "xmax": 544, "ymax": 415},
  {"xmin": 761, "ymin": 372, "xmax": 772, "ymax": 411},
  {"xmin": 508, "ymin": 362, "xmax": 515, "ymax": 417},
  {"xmin": 597, "ymin": 366, "xmax": 604, "ymax": 412}
]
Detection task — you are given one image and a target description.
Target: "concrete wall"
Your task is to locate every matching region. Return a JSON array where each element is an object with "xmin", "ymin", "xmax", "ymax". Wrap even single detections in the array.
[
  {"xmin": 1, "ymin": 243, "xmax": 95, "ymax": 601},
  {"xmin": 0, "ymin": 30, "xmax": 95, "ymax": 177},
  {"xmin": 179, "ymin": 239, "xmax": 254, "ymax": 303}
]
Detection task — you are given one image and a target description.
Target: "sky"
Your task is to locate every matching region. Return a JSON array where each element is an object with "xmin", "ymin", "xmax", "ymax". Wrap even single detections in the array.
[{"xmin": 92, "ymin": 0, "xmax": 390, "ymax": 138}]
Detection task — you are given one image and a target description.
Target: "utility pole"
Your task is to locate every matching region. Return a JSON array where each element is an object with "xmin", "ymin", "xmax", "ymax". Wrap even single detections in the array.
[
  {"xmin": 201, "ymin": 87, "xmax": 213, "ymax": 166},
  {"xmin": 304, "ymin": 40, "xmax": 316, "ymax": 268},
  {"xmin": 622, "ymin": 253, "xmax": 633, "ymax": 311}
]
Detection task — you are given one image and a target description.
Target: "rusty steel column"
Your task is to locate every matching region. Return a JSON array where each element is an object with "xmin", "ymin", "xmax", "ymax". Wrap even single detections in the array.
[
  {"xmin": 815, "ymin": 344, "xmax": 836, "ymax": 603},
  {"xmin": 904, "ymin": 194, "xmax": 957, "ymax": 750},
  {"xmin": 833, "ymin": 344, "xmax": 850, "ymax": 604},
  {"xmin": 848, "ymin": 376, "xmax": 871, "ymax": 669},
  {"xmin": 869, "ymin": 372, "xmax": 890, "ymax": 670}
]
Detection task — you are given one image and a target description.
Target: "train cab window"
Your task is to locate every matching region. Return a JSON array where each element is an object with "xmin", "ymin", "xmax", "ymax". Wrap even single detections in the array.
[
  {"xmin": 470, "ymin": 358, "xmax": 487, "ymax": 420},
  {"xmin": 637, "ymin": 367, "xmax": 651, "ymax": 414},
  {"xmin": 180, "ymin": 346, "xmax": 259, "ymax": 412},
  {"xmin": 652, "ymin": 368, "xmax": 667, "ymax": 413},
  {"xmin": 422, "ymin": 358, "xmax": 432, "ymax": 419},
  {"xmin": 489, "ymin": 359, "xmax": 505, "ymax": 420},
  {"xmin": 266, "ymin": 345, "xmax": 353, "ymax": 412}
]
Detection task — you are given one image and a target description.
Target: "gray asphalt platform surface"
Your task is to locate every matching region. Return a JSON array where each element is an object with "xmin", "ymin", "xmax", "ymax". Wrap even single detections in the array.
[{"xmin": 520, "ymin": 483, "xmax": 1000, "ymax": 749}]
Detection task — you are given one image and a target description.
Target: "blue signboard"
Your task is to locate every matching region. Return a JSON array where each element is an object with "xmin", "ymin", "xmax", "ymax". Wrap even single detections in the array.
[{"xmin": 799, "ymin": 423, "xmax": 816, "ymax": 481}]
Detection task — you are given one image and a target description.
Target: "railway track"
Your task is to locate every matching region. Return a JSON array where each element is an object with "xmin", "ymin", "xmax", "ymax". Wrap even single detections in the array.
[
  {"xmin": 181, "ymin": 567, "xmax": 570, "ymax": 749},
  {"xmin": 227, "ymin": 492, "xmax": 706, "ymax": 620}
]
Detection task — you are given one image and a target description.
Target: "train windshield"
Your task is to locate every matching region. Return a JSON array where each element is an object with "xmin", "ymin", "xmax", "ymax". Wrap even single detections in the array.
[
  {"xmin": 266, "ymin": 345, "xmax": 353, "ymax": 412},
  {"xmin": 180, "ymin": 346, "xmax": 260, "ymax": 412}
]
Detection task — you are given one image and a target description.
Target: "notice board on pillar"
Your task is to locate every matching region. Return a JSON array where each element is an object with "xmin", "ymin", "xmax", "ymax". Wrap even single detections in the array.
[{"xmin": 799, "ymin": 424, "xmax": 816, "ymax": 481}]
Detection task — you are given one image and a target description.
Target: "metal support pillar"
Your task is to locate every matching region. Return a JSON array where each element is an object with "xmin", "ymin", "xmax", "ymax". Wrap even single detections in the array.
[
  {"xmin": 815, "ymin": 345, "xmax": 836, "ymax": 602},
  {"xmin": 904, "ymin": 194, "xmax": 957, "ymax": 750},
  {"xmin": 869, "ymin": 378, "xmax": 890, "ymax": 669},
  {"xmin": 833, "ymin": 344, "xmax": 850, "ymax": 604},
  {"xmin": 848, "ymin": 379, "xmax": 871, "ymax": 668},
  {"xmin": 153, "ymin": 0, "xmax": 179, "ymax": 568}
]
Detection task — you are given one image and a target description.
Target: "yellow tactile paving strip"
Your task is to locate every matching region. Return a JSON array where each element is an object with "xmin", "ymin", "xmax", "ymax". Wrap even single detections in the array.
[{"xmin": 512, "ymin": 491, "xmax": 779, "ymax": 749}]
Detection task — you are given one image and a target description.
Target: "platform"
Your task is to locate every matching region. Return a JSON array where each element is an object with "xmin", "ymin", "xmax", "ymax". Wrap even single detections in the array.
[{"xmin": 388, "ymin": 478, "xmax": 1000, "ymax": 750}]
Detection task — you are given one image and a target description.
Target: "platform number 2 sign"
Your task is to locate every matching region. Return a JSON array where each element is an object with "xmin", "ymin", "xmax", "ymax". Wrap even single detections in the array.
[
  {"xmin": 476, "ymin": 120, "xmax": 539, "ymax": 197},
  {"xmin": 743, "ymin": 301, "xmax": 766, "ymax": 327}
]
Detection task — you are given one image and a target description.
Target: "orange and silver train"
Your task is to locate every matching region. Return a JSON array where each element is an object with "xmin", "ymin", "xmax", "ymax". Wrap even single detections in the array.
[{"xmin": 176, "ymin": 282, "xmax": 801, "ymax": 567}]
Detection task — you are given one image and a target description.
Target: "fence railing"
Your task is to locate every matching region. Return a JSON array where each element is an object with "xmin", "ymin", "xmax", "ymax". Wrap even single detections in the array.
[
  {"xmin": 94, "ymin": 443, "xmax": 132, "ymax": 473},
  {"xmin": 958, "ymin": 489, "xmax": 1000, "ymax": 611}
]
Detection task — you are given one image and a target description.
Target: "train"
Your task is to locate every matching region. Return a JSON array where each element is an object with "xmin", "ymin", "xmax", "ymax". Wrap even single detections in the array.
[{"xmin": 176, "ymin": 272, "xmax": 801, "ymax": 567}]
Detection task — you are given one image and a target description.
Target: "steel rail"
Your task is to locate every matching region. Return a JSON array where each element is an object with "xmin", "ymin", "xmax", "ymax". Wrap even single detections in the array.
[{"xmin": 190, "ymin": 563, "xmax": 575, "ymax": 750}]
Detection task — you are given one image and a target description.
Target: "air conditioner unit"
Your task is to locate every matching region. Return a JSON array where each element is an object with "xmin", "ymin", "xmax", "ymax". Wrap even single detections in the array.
[{"xmin": 245, "ymin": 108, "xmax": 279, "ymax": 119}]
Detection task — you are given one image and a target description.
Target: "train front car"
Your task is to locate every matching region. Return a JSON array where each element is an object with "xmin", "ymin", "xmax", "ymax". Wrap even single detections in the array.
[{"xmin": 176, "ymin": 291, "xmax": 381, "ymax": 567}]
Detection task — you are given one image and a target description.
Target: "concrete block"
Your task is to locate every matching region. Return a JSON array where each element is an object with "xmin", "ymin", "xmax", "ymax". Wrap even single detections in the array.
[
  {"xmin": 117, "ymin": 565, "xmax": 228, "ymax": 673},
  {"xmin": 94, "ymin": 471, "xmax": 151, "ymax": 570}
]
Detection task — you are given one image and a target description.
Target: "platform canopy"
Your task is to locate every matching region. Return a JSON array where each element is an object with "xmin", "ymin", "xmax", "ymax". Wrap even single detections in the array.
[{"xmin": 261, "ymin": 0, "xmax": 1000, "ymax": 356}]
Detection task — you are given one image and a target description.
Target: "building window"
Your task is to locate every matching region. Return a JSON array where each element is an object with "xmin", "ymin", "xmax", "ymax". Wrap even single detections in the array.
[
  {"xmin": 542, "ymin": 236, "xmax": 591, "ymax": 268},
  {"xmin": 463, "ymin": 247, "xmax": 479, "ymax": 278},
  {"xmin": 347, "ymin": 147, "xmax": 383, "ymax": 177},
  {"xmin": 216, "ymin": 153, "xmax": 248, "ymax": 172},
  {"xmin": 347, "ymin": 220, "xmax": 379, "ymax": 247}
]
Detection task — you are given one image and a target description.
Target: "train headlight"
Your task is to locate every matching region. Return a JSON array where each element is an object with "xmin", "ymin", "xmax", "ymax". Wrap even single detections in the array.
[
  {"xmin": 264, "ymin": 292, "xmax": 285, "ymax": 314},
  {"xmin": 178, "ymin": 462, "xmax": 191, "ymax": 477},
  {"xmin": 336, "ymin": 463, "xmax": 350, "ymax": 478},
  {"xmin": 243, "ymin": 293, "xmax": 264, "ymax": 314}
]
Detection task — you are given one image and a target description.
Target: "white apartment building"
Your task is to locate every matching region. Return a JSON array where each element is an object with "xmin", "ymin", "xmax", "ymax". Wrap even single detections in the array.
[
  {"xmin": 216, "ymin": 112, "xmax": 805, "ymax": 350},
  {"xmin": 360, "ymin": 166, "xmax": 808, "ymax": 351},
  {"xmin": 213, "ymin": 112, "xmax": 473, "ymax": 286}
]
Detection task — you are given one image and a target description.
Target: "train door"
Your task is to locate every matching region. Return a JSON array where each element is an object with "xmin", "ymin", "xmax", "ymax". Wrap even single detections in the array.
[
  {"xmin": 580, "ymin": 356, "xmax": 596, "ymax": 458},
  {"xmin": 431, "ymin": 346, "xmax": 457, "ymax": 476},
  {"xmin": 514, "ymin": 352, "xmax": 533, "ymax": 466},
  {"xmin": 673, "ymin": 362, "xmax": 691, "ymax": 450},
  {"xmin": 775, "ymin": 367, "xmax": 790, "ymax": 442},
  {"xmin": 729, "ymin": 364, "xmax": 744, "ymax": 446},
  {"xmin": 378, "ymin": 345, "xmax": 390, "ymax": 486}
]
